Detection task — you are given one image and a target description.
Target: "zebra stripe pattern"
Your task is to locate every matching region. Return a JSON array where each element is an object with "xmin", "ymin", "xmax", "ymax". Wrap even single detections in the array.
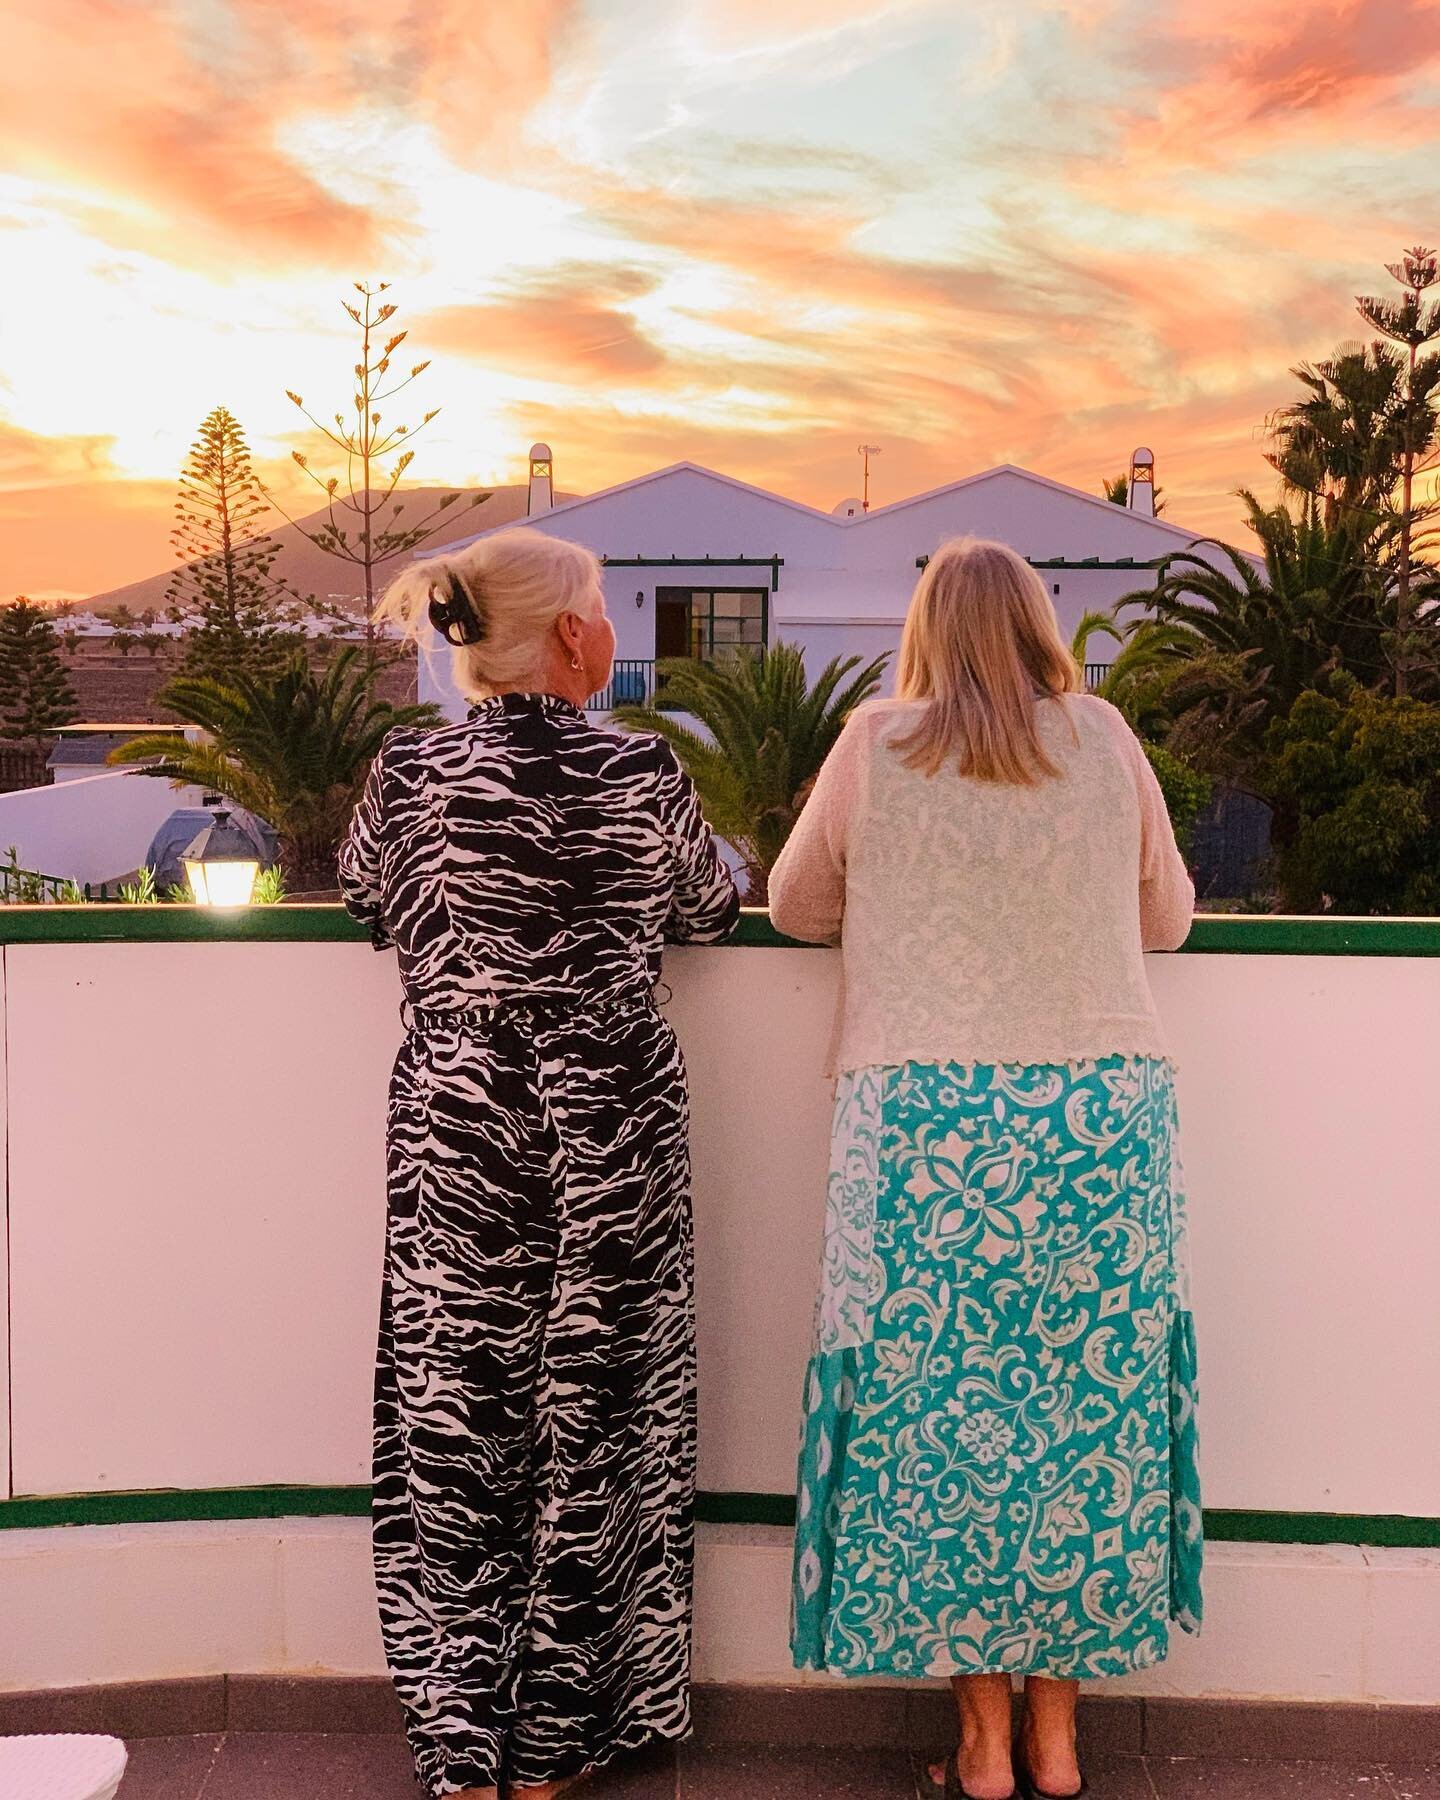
[{"xmin": 340, "ymin": 692, "xmax": 739, "ymax": 1796}]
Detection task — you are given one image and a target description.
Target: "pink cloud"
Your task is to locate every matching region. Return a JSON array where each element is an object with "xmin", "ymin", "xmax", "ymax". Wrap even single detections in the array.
[
  {"xmin": 1120, "ymin": 0, "xmax": 1440, "ymax": 164},
  {"xmin": 1, "ymin": 0, "xmax": 579, "ymax": 268},
  {"xmin": 419, "ymin": 264, "xmax": 668, "ymax": 382}
]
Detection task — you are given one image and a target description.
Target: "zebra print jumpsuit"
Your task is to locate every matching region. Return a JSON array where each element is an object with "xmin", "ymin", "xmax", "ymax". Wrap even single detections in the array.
[{"xmin": 339, "ymin": 693, "xmax": 739, "ymax": 1797}]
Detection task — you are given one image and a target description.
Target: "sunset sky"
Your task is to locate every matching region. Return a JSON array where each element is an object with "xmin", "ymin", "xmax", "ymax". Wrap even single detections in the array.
[{"xmin": 3, "ymin": 0, "xmax": 1439, "ymax": 601}]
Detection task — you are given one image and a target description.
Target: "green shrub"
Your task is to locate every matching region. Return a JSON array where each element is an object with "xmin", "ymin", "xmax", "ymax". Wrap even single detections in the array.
[
  {"xmin": 1267, "ymin": 686, "xmax": 1440, "ymax": 913},
  {"xmin": 1142, "ymin": 742, "xmax": 1211, "ymax": 854}
]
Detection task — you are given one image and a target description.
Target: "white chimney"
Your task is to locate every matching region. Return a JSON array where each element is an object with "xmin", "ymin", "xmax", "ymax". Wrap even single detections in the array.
[
  {"xmin": 528, "ymin": 442, "xmax": 554, "ymax": 516},
  {"xmin": 1128, "ymin": 446, "xmax": 1155, "ymax": 517}
]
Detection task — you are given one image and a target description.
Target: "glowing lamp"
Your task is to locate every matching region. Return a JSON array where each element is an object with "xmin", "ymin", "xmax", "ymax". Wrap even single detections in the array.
[{"xmin": 181, "ymin": 808, "xmax": 260, "ymax": 907}]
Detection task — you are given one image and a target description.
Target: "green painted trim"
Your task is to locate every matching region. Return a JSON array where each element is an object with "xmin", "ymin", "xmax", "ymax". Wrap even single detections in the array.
[
  {"xmin": 697, "ymin": 1490, "xmax": 796, "ymax": 1526},
  {"xmin": 0, "ymin": 1485, "xmax": 372, "ymax": 1529},
  {"xmin": 0, "ymin": 905, "xmax": 371, "ymax": 944},
  {"xmin": 732, "ymin": 909, "xmax": 819, "ymax": 948},
  {"xmin": 1, "ymin": 1486, "xmax": 1435, "ymax": 1548},
  {"xmin": 1181, "ymin": 916, "xmax": 1440, "ymax": 956},
  {"xmin": 1203, "ymin": 1510, "xmax": 1440, "ymax": 1549},
  {"xmin": 0, "ymin": 906, "xmax": 1436, "ymax": 955}
]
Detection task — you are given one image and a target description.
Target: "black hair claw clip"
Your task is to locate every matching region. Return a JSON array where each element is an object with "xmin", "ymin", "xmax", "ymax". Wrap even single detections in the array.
[{"xmin": 427, "ymin": 570, "xmax": 489, "ymax": 646}]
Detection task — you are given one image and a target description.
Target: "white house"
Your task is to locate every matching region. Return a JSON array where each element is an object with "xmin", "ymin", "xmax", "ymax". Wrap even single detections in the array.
[{"xmin": 421, "ymin": 444, "xmax": 1241, "ymax": 719}]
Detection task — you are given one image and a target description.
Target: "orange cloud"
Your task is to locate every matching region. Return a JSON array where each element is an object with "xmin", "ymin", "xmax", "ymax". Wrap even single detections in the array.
[
  {"xmin": 2, "ymin": 0, "xmax": 580, "ymax": 268},
  {"xmin": 0, "ymin": 463, "xmax": 173, "ymax": 606},
  {"xmin": 1121, "ymin": 0, "xmax": 1440, "ymax": 165},
  {"xmin": 0, "ymin": 419, "xmax": 120, "ymax": 496},
  {"xmin": 420, "ymin": 263, "xmax": 668, "ymax": 381},
  {"xmin": 2, "ymin": 8, "xmax": 374, "ymax": 266}
]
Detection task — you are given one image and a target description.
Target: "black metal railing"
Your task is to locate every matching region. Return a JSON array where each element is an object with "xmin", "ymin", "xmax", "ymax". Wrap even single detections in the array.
[
  {"xmin": 587, "ymin": 659, "xmax": 658, "ymax": 712},
  {"xmin": 589, "ymin": 656, "xmax": 1115, "ymax": 707}
]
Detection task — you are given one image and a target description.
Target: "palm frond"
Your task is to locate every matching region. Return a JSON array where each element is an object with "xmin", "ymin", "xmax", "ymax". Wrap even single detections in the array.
[
  {"xmin": 108, "ymin": 648, "xmax": 440, "ymax": 885},
  {"xmin": 614, "ymin": 643, "xmax": 887, "ymax": 894}
]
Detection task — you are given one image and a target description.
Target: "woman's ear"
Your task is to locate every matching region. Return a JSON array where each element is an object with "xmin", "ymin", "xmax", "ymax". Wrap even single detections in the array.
[{"xmin": 555, "ymin": 611, "xmax": 585, "ymax": 664}]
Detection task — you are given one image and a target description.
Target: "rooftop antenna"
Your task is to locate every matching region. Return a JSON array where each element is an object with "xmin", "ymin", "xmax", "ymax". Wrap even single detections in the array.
[{"xmin": 857, "ymin": 443, "xmax": 881, "ymax": 512}]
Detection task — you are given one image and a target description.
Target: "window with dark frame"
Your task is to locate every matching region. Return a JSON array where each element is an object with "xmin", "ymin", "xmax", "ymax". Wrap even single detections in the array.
[{"xmin": 654, "ymin": 587, "xmax": 768, "ymax": 662}]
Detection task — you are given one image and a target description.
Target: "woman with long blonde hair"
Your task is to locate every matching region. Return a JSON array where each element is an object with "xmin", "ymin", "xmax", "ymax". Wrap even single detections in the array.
[
  {"xmin": 340, "ymin": 528, "xmax": 738, "ymax": 1800},
  {"xmin": 769, "ymin": 537, "xmax": 1202, "ymax": 1799}
]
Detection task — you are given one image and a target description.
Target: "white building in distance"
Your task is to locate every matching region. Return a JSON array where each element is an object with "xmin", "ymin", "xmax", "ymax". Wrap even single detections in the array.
[{"xmin": 422, "ymin": 446, "xmax": 1239, "ymax": 719}]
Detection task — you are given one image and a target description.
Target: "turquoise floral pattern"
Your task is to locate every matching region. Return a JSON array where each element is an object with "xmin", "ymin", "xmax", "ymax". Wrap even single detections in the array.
[{"xmin": 791, "ymin": 1056, "xmax": 1203, "ymax": 1680}]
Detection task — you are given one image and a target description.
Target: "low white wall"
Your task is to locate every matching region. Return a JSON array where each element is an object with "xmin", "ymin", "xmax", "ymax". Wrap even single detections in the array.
[
  {"xmin": 0, "ymin": 769, "xmax": 204, "ymax": 886},
  {"xmin": 0, "ymin": 938, "xmax": 1437, "ymax": 1699},
  {"xmin": 4, "ymin": 1519, "xmax": 1434, "ymax": 1703}
]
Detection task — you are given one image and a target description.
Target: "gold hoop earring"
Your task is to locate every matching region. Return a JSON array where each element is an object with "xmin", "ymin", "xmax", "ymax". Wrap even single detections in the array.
[{"xmin": 570, "ymin": 655, "xmax": 582, "ymax": 671}]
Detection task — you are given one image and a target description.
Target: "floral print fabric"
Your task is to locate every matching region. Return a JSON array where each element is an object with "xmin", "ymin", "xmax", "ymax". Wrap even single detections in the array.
[{"xmin": 791, "ymin": 1056, "xmax": 1203, "ymax": 1680}]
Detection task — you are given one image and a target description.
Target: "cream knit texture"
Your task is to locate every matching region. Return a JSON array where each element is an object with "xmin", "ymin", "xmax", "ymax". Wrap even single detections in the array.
[{"xmin": 767, "ymin": 694, "xmax": 1194, "ymax": 1076}]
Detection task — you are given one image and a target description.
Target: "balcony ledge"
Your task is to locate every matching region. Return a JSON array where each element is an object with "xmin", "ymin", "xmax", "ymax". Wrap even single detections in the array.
[{"xmin": 0, "ymin": 903, "xmax": 1435, "ymax": 953}]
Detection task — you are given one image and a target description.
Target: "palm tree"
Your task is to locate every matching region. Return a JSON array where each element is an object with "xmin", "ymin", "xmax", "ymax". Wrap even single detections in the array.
[
  {"xmin": 1266, "ymin": 253, "xmax": 1440, "ymax": 693},
  {"xmin": 614, "ymin": 644, "xmax": 887, "ymax": 904},
  {"xmin": 1355, "ymin": 248, "xmax": 1440, "ymax": 694},
  {"xmin": 1266, "ymin": 342, "xmax": 1409, "ymax": 531},
  {"xmin": 109, "ymin": 647, "xmax": 440, "ymax": 892},
  {"xmin": 1116, "ymin": 491, "xmax": 1414, "ymax": 834},
  {"xmin": 1127, "ymin": 491, "xmax": 1403, "ymax": 714},
  {"xmin": 1070, "ymin": 612, "xmax": 1207, "ymax": 742},
  {"xmin": 1101, "ymin": 473, "xmax": 1166, "ymax": 514}
]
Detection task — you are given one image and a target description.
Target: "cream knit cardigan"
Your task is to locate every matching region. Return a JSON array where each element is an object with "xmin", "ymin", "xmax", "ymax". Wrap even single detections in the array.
[{"xmin": 767, "ymin": 694, "xmax": 1194, "ymax": 1077}]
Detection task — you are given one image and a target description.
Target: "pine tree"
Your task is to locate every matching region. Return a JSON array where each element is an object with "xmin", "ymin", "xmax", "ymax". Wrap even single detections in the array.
[
  {"xmin": 0, "ymin": 600, "xmax": 79, "ymax": 749},
  {"xmin": 169, "ymin": 406, "xmax": 298, "ymax": 683}
]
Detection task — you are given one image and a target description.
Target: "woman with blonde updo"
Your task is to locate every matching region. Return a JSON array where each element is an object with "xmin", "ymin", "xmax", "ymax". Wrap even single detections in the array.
[{"xmin": 340, "ymin": 528, "xmax": 738, "ymax": 1800}]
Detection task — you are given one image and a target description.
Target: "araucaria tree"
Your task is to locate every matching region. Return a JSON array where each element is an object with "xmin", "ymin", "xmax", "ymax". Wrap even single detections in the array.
[
  {"xmin": 169, "ymin": 406, "xmax": 297, "ymax": 682},
  {"xmin": 267, "ymin": 283, "xmax": 491, "ymax": 659},
  {"xmin": 0, "ymin": 600, "xmax": 79, "ymax": 748}
]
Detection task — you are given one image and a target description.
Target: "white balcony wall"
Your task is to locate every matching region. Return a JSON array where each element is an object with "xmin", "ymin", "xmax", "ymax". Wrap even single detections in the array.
[
  {"xmin": 1, "ymin": 933, "xmax": 1437, "ymax": 1702},
  {"xmin": 2, "ymin": 939, "xmax": 1437, "ymax": 1519}
]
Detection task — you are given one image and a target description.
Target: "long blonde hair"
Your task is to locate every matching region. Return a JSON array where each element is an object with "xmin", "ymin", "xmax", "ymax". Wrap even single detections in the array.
[
  {"xmin": 892, "ymin": 535, "xmax": 1080, "ymax": 783},
  {"xmin": 376, "ymin": 527, "xmax": 603, "ymax": 701}
]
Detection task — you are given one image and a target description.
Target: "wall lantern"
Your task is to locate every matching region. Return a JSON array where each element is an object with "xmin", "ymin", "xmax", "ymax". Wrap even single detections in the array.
[
  {"xmin": 635, "ymin": 589, "xmax": 645, "ymax": 609},
  {"xmin": 181, "ymin": 808, "xmax": 261, "ymax": 907}
]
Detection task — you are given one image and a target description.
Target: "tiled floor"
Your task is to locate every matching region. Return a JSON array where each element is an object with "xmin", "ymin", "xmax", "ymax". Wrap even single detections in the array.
[{"xmin": 111, "ymin": 1736, "xmax": 1440, "ymax": 1800}]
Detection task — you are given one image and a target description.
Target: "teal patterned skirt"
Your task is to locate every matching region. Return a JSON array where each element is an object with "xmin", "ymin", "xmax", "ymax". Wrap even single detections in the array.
[{"xmin": 791, "ymin": 1056, "xmax": 1203, "ymax": 1680}]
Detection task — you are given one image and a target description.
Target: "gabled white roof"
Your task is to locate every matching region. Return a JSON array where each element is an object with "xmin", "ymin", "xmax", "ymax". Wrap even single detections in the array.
[
  {"xmin": 857, "ymin": 462, "xmax": 1227, "ymax": 550},
  {"xmin": 430, "ymin": 460, "xmax": 842, "ymax": 558},
  {"xmin": 428, "ymin": 457, "xmax": 1233, "ymax": 560}
]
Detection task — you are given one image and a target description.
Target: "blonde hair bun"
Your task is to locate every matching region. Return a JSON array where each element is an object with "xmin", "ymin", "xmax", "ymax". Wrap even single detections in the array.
[{"xmin": 377, "ymin": 528, "xmax": 602, "ymax": 700}]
